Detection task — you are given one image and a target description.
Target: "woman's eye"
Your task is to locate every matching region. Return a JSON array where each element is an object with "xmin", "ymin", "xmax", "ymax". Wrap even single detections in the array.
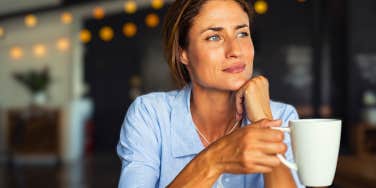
[
  {"xmin": 237, "ymin": 32, "xmax": 249, "ymax": 38},
  {"xmin": 206, "ymin": 35, "xmax": 220, "ymax": 41}
]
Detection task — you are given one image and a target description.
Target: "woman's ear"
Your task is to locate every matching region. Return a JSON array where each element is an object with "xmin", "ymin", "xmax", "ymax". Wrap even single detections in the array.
[{"xmin": 179, "ymin": 47, "xmax": 189, "ymax": 65}]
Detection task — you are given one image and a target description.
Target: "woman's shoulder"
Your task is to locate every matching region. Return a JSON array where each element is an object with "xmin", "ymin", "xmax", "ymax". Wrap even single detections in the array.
[
  {"xmin": 122, "ymin": 89, "xmax": 183, "ymax": 131},
  {"xmin": 270, "ymin": 100, "xmax": 299, "ymax": 120},
  {"xmin": 129, "ymin": 89, "xmax": 182, "ymax": 112}
]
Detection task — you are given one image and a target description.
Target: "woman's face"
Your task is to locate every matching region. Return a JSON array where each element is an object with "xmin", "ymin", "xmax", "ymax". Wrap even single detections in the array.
[{"xmin": 180, "ymin": 0, "xmax": 254, "ymax": 91}]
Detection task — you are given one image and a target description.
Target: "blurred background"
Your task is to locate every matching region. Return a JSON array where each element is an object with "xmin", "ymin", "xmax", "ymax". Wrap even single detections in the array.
[{"xmin": 0, "ymin": 0, "xmax": 375, "ymax": 187}]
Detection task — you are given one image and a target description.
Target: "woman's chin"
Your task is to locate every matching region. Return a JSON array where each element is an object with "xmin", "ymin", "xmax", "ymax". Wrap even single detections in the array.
[
  {"xmin": 224, "ymin": 79, "xmax": 248, "ymax": 91},
  {"xmin": 222, "ymin": 73, "xmax": 252, "ymax": 91}
]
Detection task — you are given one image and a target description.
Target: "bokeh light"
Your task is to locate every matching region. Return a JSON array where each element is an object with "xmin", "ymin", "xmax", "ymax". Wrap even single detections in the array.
[
  {"xmin": 129, "ymin": 75, "xmax": 142, "ymax": 87},
  {"xmin": 151, "ymin": 0, "xmax": 164, "ymax": 10},
  {"xmin": 99, "ymin": 26, "xmax": 114, "ymax": 42},
  {"xmin": 145, "ymin": 13, "xmax": 159, "ymax": 28},
  {"xmin": 61, "ymin": 12, "xmax": 73, "ymax": 24},
  {"xmin": 33, "ymin": 44, "xmax": 47, "ymax": 58},
  {"xmin": 80, "ymin": 29, "xmax": 92, "ymax": 43},
  {"xmin": 25, "ymin": 14, "xmax": 38, "ymax": 27},
  {"xmin": 93, "ymin": 7, "xmax": 105, "ymax": 20},
  {"xmin": 10, "ymin": 47, "xmax": 23, "ymax": 60},
  {"xmin": 0, "ymin": 27, "xmax": 4, "ymax": 38},
  {"xmin": 254, "ymin": 0, "xmax": 268, "ymax": 15},
  {"xmin": 56, "ymin": 38, "xmax": 70, "ymax": 51},
  {"xmin": 123, "ymin": 22, "xmax": 137, "ymax": 38},
  {"xmin": 124, "ymin": 1, "xmax": 137, "ymax": 14}
]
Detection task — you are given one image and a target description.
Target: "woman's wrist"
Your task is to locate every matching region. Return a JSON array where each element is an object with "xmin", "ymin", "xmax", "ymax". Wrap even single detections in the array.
[
  {"xmin": 167, "ymin": 146, "xmax": 223, "ymax": 188},
  {"xmin": 193, "ymin": 145, "xmax": 224, "ymax": 181}
]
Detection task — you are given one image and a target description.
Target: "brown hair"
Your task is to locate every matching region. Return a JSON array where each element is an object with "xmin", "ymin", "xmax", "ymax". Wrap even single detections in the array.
[{"xmin": 162, "ymin": 0, "xmax": 254, "ymax": 88}]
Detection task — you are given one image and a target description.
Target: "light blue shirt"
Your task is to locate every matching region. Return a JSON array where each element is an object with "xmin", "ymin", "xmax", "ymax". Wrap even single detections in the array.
[{"xmin": 117, "ymin": 84, "xmax": 304, "ymax": 188}]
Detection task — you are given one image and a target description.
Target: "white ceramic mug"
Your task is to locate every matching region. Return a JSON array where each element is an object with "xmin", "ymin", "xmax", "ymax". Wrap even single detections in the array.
[{"xmin": 272, "ymin": 119, "xmax": 342, "ymax": 187}]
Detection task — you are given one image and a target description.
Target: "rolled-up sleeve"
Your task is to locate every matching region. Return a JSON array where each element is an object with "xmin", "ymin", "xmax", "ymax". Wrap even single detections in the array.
[
  {"xmin": 281, "ymin": 104, "xmax": 305, "ymax": 188},
  {"xmin": 117, "ymin": 97, "xmax": 161, "ymax": 188}
]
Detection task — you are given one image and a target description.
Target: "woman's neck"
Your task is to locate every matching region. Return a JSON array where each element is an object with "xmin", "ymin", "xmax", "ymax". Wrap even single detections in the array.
[{"xmin": 190, "ymin": 83, "xmax": 238, "ymax": 142}]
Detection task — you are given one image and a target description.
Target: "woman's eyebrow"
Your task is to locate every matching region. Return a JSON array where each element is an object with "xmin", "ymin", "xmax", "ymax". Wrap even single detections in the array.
[
  {"xmin": 235, "ymin": 24, "xmax": 249, "ymax": 30},
  {"xmin": 200, "ymin": 24, "xmax": 249, "ymax": 34},
  {"xmin": 200, "ymin": 26, "xmax": 223, "ymax": 34}
]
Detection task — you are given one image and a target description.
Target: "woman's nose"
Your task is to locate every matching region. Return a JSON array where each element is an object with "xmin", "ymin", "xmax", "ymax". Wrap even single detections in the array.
[{"xmin": 225, "ymin": 39, "xmax": 243, "ymax": 58}]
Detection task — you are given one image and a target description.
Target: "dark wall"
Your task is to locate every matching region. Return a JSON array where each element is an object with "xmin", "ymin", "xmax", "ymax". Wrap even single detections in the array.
[
  {"xmin": 252, "ymin": 0, "xmax": 314, "ymax": 106},
  {"xmin": 83, "ymin": 7, "xmax": 167, "ymax": 152},
  {"xmin": 348, "ymin": 0, "xmax": 376, "ymax": 123},
  {"xmin": 236, "ymin": 0, "xmax": 376, "ymax": 153}
]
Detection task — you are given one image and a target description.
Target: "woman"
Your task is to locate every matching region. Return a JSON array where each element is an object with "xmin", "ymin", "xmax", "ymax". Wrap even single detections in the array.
[{"xmin": 117, "ymin": 0, "xmax": 304, "ymax": 187}]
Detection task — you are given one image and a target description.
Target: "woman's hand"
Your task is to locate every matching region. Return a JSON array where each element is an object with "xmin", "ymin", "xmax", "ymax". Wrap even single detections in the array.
[
  {"xmin": 233, "ymin": 76, "xmax": 297, "ymax": 188},
  {"xmin": 206, "ymin": 119, "xmax": 286, "ymax": 174},
  {"xmin": 168, "ymin": 119, "xmax": 287, "ymax": 188},
  {"xmin": 235, "ymin": 76, "xmax": 273, "ymax": 122}
]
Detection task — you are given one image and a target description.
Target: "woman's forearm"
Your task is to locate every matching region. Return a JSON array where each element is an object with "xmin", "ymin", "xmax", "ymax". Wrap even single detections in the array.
[
  {"xmin": 167, "ymin": 149, "xmax": 222, "ymax": 188},
  {"xmin": 264, "ymin": 165, "xmax": 297, "ymax": 188}
]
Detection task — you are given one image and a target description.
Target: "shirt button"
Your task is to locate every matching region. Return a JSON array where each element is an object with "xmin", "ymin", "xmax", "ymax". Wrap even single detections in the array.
[{"xmin": 224, "ymin": 178, "xmax": 230, "ymax": 182}]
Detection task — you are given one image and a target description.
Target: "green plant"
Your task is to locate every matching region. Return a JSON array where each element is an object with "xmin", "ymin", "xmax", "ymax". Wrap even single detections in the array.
[{"xmin": 13, "ymin": 67, "xmax": 50, "ymax": 94}]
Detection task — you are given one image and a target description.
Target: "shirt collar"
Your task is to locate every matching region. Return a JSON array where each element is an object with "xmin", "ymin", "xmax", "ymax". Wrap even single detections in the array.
[
  {"xmin": 169, "ymin": 84, "xmax": 251, "ymax": 158},
  {"xmin": 170, "ymin": 84, "xmax": 205, "ymax": 157}
]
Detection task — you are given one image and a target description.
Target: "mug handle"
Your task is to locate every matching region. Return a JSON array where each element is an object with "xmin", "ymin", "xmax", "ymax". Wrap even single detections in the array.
[{"xmin": 271, "ymin": 127, "xmax": 298, "ymax": 171}]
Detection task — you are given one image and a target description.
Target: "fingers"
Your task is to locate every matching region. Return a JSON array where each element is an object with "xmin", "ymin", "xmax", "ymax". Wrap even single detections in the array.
[
  {"xmin": 219, "ymin": 126, "xmax": 288, "ymax": 174},
  {"xmin": 258, "ymin": 130, "xmax": 284, "ymax": 142},
  {"xmin": 259, "ymin": 142, "xmax": 287, "ymax": 154},
  {"xmin": 236, "ymin": 112, "xmax": 243, "ymax": 121},
  {"xmin": 239, "ymin": 153, "xmax": 282, "ymax": 173},
  {"xmin": 228, "ymin": 163, "xmax": 273, "ymax": 174},
  {"xmin": 235, "ymin": 86, "xmax": 246, "ymax": 121},
  {"xmin": 249, "ymin": 165, "xmax": 273, "ymax": 173},
  {"xmin": 235, "ymin": 76, "xmax": 271, "ymax": 122},
  {"xmin": 254, "ymin": 155, "xmax": 281, "ymax": 168},
  {"xmin": 242, "ymin": 119, "xmax": 284, "ymax": 142},
  {"xmin": 266, "ymin": 119, "xmax": 282, "ymax": 127},
  {"xmin": 242, "ymin": 131, "xmax": 286, "ymax": 153},
  {"xmin": 252, "ymin": 119, "xmax": 282, "ymax": 128},
  {"xmin": 255, "ymin": 119, "xmax": 285, "ymax": 142}
]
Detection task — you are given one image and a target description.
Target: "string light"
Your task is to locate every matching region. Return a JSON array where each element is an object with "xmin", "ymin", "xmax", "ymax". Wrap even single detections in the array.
[
  {"xmin": 123, "ymin": 22, "xmax": 137, "ymax": 37},
  {"xmin": 80, "ymin": 29, "xmax": 91, "ymax": 43},
  {"xmin": 61, "ymin": 12, "xmax": 73, "ymax": 24},
  {"xmin": 124, "ymin": 1, "xmax": 137, "ymax": 14},
  {"xmin": 151, "ymin": 0, "xmax": 164, "ymax": 10},
  {"xmin": 56, "ymin": 38, "xmax": 70, "ymax": 51},
  {"xmin": 10, "ymin": 47, "xmax": 23, "ymax": 60},
  {"xmin": 25, "ymin": 14, "xmax": 38, "ymax": 27},
  {"xmin": 99, "ymin": 26, "xmax": 114, "ymax": 41},
  {"xmin": 93, "ymin": 7, "xmax": 105, "ymax": 20},
  {"xmin": 254, "ymin": 0, "xmax": 268, "ymax": 15},
  {"xmin": 145, "ymin": 13, "xmax": 159, "ymax": 28},
  {"xmin": 33, "ymin": 44, "xmax": 47, "ymax": 58},
  {"xmin": 129, "ymin": 75, "xmax": 142, "ymax": 87},
  {"xmin": 0, "ymin": 27, "xmax": 4, "ymax": 38}
]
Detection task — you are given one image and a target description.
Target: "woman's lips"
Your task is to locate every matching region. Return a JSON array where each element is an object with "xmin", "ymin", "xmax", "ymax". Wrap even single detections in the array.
[{"xmin": 223, "ymin": 64, "xmax": 246, "ymax": 73}]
